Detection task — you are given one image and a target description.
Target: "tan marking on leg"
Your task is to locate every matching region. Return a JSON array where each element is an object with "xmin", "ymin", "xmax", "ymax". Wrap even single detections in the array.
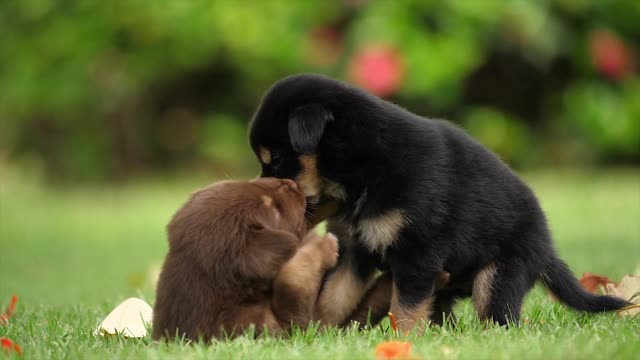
[
  {"xmin": 357, "ymin": 209, "xmax": 408, "ymax": 253},
  {"xmin": 345, "ymin": 273, "xmax": 393, "ymax": 327},
  {"xmin": 434, "ymin": 271, "xmax": 451, "ymax": 290},
  {"xmin": 389, "ymin": 283, "xmax": 433, "ymax": 333},
  {"xmin": 296, "ymin": 155, "xmax": 322, "ymax": 198},
  {"xmin": 259, "ymin": 147, "xmax": 271, "ymax": 164},
  {"xmin": 472, "ymin": 263, "xmax": 497, "ymax": 320},
  {"xmin": 314, "ymin": 265, "xmax": 372, "ymax": 326}
]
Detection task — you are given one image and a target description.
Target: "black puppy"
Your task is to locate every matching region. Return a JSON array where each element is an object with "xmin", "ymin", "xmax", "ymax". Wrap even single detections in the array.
[{"xmin": 248, "ymin": 73, "xmax": 629, "ymax": 331}]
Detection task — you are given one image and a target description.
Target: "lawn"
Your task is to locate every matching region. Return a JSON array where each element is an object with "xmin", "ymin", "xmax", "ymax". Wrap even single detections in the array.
[{"xmin": 1, "ymin": 168, "xmax": 639, "ymax": 359}]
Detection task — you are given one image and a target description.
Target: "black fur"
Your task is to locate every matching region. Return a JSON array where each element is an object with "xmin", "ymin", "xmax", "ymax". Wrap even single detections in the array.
[
  {"xmin": 248, "ymin": 73, "xmax": 629, "ymax": 326},
  {"xmin": 289, "ymin": 104, "xmax": 334, "ymax": 154}
]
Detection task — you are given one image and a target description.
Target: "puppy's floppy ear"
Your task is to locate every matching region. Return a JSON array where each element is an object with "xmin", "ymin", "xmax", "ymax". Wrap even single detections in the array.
[
  {"xmin": 240, "ymin": 224, "xmax": 299, "ymax": 280},
  {"xmin": 288, "ymin": 104, "xmax": 334, "ymax": 154}
]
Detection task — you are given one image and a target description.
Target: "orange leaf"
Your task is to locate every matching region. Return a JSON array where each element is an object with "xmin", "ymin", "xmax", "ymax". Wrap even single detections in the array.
[
  {"xmin": 388, "ymin": 312, "xmax": 398, "ymax": 333},
  {"xmin": 579, "ymin": 272, "xmax": 614, "ymax": 294},
  {"xmin": 374, "ymin": 341, "xmax": 413, "ymax": 360},
  {"xmin": 1, "ymin": 338, "xmax": 22, "ymax": 356},
  {"xmin": 0, "ymin": 295, "xmax": 18, "ymax": 325}
]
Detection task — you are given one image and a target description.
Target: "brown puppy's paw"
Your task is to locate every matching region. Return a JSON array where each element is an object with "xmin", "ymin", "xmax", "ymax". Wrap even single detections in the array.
[
  {"xmin": 301, "ymin": 230, "xmax": 322, "ymax": 245},
  {"xmin": 308, "ymin": 232, "xmax": 339, "ymax": 269}
]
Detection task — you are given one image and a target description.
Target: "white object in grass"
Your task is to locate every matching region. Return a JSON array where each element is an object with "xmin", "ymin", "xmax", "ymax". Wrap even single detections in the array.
[{"xmin": 97, "ymin": 297, "xmax": 153, "ymax": 338}]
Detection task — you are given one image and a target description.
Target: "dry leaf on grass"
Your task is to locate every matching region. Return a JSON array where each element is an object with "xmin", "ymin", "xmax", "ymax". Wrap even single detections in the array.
[
  {"xmin": 605, "ymin": 275, "xmax": 640, "ymax": 317},
  {"xmin": 97, "ymin": 297, "xmax": 153, "ymax": 338},
  {"xmin": 579, "ymin": 272, "xmax": 615, "ymax": 294}
]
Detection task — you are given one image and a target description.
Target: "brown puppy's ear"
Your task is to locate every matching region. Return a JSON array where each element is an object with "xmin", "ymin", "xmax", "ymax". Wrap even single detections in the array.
[
  {"xmin": 288, "ymin": 104, "xmax": 333, "ymax": 154},
  {"xmin": 240, "ymin": 224, "xmax": 299, "ymax": 280}
]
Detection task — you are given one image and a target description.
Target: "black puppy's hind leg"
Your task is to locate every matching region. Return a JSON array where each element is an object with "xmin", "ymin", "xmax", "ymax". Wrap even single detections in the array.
[
  {"xmin": 472, "ymin": 260, "xmax": 537, "ymax": 326},
  {"xmin": 432, "ymin": 294, "xmax": 457, "ymax": 326},
  {"xmin": 388, "ymin": 255, "xmax": 442, "ymax": 333}
]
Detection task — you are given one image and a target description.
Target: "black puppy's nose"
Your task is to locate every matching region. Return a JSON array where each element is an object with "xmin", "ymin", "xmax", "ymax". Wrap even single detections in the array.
[{"xmin": 281, "ymin": 178, "xmax": 298, "ymax": 191}]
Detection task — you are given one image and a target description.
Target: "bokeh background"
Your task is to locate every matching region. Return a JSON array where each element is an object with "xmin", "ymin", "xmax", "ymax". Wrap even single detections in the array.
[{"xmin": 1, "ymin": 0, "xmax": 639, "ymax": 306}]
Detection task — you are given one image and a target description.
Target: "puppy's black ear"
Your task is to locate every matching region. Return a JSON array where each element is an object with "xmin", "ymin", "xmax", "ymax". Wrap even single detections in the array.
[{"xmin": 288, "ymin": 104, "xmax": 333, "ymax": 154}]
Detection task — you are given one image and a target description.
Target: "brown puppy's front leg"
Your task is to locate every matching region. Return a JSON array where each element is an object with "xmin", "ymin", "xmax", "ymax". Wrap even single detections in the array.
[
  {"xmin": 313, "ymin": 222, "xmax": 378, "ymax": 326},
  {"xmin": 271, "ymin": 232, "xmax": 338, "ymax": 330}
]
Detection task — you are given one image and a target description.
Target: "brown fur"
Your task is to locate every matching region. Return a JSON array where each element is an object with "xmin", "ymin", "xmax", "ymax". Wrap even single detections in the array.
[
  {"xmin": 472, "ymin": 263, "xmax": 497, "ymax": 321},
  {"xmin": 296, "ymin": 155, "xmax": 323, "ymax": 199},
  {"xmin": 259, "ymin": 147, "xmax": 272, "ymax": 165},
  {"xmin": 344, "ymin": 273, "xmax": 393, "ymax": 327},
  {"xmin": 343, "ymin": 271, "xmax": 452, "ymax": 329},
  {"xmin": 390, "ymin": 284, "xmax": 433, "ymax": 333},
  {"xmin": 314, "ymin": 262, "xmax": 374, "ymax": 326},
  {"xmin": 152, "ymin": 178, "xmax": 337, "ymax": 341}
]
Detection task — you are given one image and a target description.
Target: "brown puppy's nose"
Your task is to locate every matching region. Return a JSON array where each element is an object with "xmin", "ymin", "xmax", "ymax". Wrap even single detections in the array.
[{"xmin": 281, "ymin": 178, "xmax": 298, "ymax": 191}]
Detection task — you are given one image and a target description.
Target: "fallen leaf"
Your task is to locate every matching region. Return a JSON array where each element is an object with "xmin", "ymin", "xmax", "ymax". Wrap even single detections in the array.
[
  {"xmin": 1, "ymin": 337, "xmax": 22, "ymax": 356},
  {"xmin": 374, "ymin": 341, "xmax": 416, "ymax": 360},
  {"xmin": 606, "ymin": 275, "xmax": 640, "ymax": 302},
  {"xmin": 579, "ymin": 272, "xmax": 615, "ymax": 294},
  {"xmin": 388, "ymin": 312, "xmax": 398, "ymax": 333},
  {"xmin": 605, "ymin": 275, "xmax": 640, "ymax": 317},
  {"xmin": 97, "ymin": 297, "xmax": 153, "ymax": 338},
  {"xmin": 617, "ymin": 304, "xmax": 640, "ymax": 317},
  {"xmin": 0, "ymin": 295, "xmax": 17, "ymax": 325}
]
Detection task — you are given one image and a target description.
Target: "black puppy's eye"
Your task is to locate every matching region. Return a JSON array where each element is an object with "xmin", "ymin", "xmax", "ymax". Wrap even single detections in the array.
[{"xmin": 270, "ymin": 154, "xmax": 283, "ymax": 170}]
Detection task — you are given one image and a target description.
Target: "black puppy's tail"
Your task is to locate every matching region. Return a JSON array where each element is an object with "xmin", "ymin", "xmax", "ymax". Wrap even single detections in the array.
[{"xmin": 541, "ymin": 256, "xmax": 630, "ymax": 312}]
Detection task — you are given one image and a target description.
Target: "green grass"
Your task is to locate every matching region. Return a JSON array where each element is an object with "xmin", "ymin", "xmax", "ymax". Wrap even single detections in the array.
[{"xmin": 1, "ymin": 168, "xmax": 639, "ymax": 359}]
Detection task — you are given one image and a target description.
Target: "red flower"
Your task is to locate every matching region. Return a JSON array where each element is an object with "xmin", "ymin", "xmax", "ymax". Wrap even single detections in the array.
[
  {"xmin": 589, "ymin": 29, "xmax": 632, "ymax": 81},
  {"xmin": 348, "ymin": 44, "xmax": 405, "ymax": 97},
  {"xmin": 1, "ymin": 338, "xmax": 22, "ymax": 356}
]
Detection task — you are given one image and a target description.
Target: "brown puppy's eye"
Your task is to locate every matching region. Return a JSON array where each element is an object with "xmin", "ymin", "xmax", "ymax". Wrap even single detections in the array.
[{"xmin": 249, "ymin": 223, "xmax": 264, "ymax": 231}]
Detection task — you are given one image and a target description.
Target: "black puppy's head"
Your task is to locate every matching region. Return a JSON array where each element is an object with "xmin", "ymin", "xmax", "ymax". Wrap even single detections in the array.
[{"xmin": 249, "ymin": 74, "xmax": 353, "ymax": 223}]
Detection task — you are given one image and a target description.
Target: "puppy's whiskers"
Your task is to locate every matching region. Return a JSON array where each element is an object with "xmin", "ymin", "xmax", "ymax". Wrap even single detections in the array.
[{"xmin": 304, "ymin": 203, "xmax": 319, "ymax": 217}]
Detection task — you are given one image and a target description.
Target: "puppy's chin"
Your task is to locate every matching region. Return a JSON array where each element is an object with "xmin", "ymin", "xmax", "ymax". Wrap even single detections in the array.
[{"xmin": 305, "ymin": 197, "xmax": 341, "ymax": 229}]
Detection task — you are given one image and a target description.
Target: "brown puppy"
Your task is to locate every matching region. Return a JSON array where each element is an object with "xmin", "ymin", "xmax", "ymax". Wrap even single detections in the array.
[{"xmin": 152, "ymin": 178, "xmax": 338, "ymax": 341}]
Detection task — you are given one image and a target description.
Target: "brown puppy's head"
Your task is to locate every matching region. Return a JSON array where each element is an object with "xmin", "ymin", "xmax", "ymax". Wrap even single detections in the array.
[{"xmin": 167, "ymin": 178, "xmax": 307, "ymax": 286}]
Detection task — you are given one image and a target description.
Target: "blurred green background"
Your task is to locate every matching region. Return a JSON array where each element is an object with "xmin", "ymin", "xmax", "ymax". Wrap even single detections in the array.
[
  {"xmin": 0, "ymin": 0, "xmax": 638, "ymax": 182},
  {"xmin": 0, "ymin": 0, "xmax": 639, "ymax": 304}
]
